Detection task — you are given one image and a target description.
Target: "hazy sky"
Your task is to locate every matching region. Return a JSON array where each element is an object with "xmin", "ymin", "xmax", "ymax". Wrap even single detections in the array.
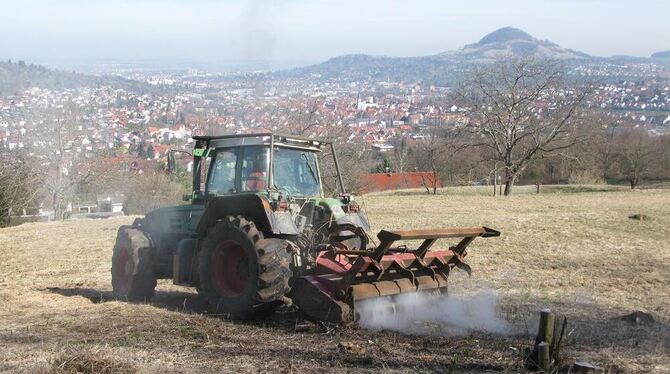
[{"xmin": 1, "ymin": 0, "xmax": 668, "ymax": 68}]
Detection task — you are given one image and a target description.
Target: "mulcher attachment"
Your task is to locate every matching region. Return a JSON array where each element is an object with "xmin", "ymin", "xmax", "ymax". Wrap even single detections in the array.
[{"xmin": 291, "ymin": 227, "xmax": 500, "ymax": 323}]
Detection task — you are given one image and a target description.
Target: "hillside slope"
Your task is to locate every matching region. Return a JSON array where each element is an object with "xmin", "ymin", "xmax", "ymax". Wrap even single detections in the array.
[{"xmin": 0, "ymin": 187, "xmax": 668, "ymax": 372}]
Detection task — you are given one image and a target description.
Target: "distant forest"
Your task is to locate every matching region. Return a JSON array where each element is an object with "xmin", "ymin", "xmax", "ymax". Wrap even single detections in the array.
[{"xmin": 0, "ymin": 60, "xmax": 155, "ymax": 96}]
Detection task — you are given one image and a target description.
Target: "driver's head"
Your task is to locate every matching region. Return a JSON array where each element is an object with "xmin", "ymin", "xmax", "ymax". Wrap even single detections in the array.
[{"xmin": 251, "ymin": 152, "xmax": 265, "ymax": 172}]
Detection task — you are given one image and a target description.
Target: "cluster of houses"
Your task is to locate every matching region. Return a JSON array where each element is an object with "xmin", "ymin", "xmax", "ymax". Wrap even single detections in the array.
[
  {"xmin": 1, "ymin": 62, "xmax": 669, "ymax": 223},
  {"xmin": 593, "ymin": 80, "xmax": 670, "ymax": 128}
]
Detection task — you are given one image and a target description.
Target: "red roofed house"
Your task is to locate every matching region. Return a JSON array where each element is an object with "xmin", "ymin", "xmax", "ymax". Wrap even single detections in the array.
[{"xmin": 148, "ymin": 126, "xmax": 160, "ymax": 136}]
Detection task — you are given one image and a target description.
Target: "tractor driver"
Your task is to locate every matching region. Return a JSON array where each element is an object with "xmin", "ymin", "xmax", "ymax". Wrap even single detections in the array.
[{"xmin": 243, "ymin": 148, "xmax": 268, "ymax": 191}]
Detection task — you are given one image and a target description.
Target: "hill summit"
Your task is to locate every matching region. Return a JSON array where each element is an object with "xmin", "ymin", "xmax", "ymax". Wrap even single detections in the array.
[
  {"xmin": 476, "ymin": 27, "xmax": 535, "ymax": 45},
  {"xmin": 447, "ymin": 27, "xmax": 589, "ymax": 60}
]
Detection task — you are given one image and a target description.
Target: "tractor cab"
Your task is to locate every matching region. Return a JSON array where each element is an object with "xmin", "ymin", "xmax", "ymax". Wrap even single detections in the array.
[
  {"xmin": 202, "ymin": 138, "xmax": 322, "ymax": 199},
  {"xmin": 173, "ymin": 133, "xmax": 345, "ymax": 204}
]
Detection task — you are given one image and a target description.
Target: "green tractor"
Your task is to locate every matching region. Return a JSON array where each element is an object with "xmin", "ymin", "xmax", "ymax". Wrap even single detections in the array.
[{"xmin": 112, "ymin": 133, "xmax": 499, "ymax": 322}]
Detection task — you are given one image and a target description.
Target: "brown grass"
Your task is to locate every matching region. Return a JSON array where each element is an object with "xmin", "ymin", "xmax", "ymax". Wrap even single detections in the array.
[
  {"xmin": 46, "ymin": 346, "xmax": 136, "ymax": 374},
  {"xmin": 1, "ymin": 186, "xmax": 668, "ymax": 373}
]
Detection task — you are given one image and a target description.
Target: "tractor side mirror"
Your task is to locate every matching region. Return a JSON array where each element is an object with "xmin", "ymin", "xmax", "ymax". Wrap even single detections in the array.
[{"xmin": 166, "ymin": 149, "xmax": 192, "ymax": 174}]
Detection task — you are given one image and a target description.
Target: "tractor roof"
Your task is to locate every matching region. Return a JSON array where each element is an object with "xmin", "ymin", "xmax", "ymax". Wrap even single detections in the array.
[{"xmin": 193, "ymin": 133, "xmax": 331, "ymax": 150}]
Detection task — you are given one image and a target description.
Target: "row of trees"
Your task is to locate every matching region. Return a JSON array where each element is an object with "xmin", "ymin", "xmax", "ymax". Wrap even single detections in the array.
[{"xmin": 373, "ymin": 123, "xmax": 669, "ymax": 194}]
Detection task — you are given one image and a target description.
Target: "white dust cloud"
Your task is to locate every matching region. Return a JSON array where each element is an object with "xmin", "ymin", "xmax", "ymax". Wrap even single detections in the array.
[{"xmin": 356, "ymin": 289, "xmax": 509, "ymax": 336}]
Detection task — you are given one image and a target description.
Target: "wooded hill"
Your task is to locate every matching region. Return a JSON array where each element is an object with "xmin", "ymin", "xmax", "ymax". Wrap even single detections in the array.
[{"xmin": 0, "ymin": 60, "xmax": 153, "ymax": 96}]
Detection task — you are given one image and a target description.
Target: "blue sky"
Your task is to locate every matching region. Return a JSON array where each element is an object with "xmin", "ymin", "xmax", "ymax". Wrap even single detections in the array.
[{"xmin": 0, "ymin": 0, "xmax": 668, "ymax": 67}]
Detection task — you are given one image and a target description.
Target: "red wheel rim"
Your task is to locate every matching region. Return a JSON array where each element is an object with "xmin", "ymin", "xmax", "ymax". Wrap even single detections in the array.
[
  {"xmin": 212, "ymin": 240, "xmax": 250, "ymax": 297},
  {"xmin": 115, "ymin": 246, "xmax": 130, "ymax": 291}
]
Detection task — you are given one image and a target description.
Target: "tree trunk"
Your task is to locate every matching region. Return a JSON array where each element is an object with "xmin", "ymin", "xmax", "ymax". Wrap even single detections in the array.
[
  {"xmin": 432, "ymin": 170, "xmax": 437, "ymax": 195},
  {"xmin": 420, "ymin": 175, "xmax": 430, "ymax": 194},
  {"xmin": 1, "ymin": 208, "xmax": 9, "ymax": 227},
  {"xmin": 52, "ymin": 192, "xmax": 59, "ymax": 220},
  {"xmin": 493, "ymin": 165, "xmax": 497, "ymax": 197},
  {"xmin": 52, "ymin": 191, "xmax": 65, "ymax": 221},
  {"xmin": 504, "ymin": 180, "xmax": 513, "ymax": 196},
  {"xmin": 503, "ymin": 173, "xmax": 516, "ymax": 196}
]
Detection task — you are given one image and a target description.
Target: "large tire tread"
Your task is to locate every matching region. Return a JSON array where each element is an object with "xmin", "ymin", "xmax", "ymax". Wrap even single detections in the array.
[
  {"xmin": 111, "ymin": 226, "xmax": 156, "ymax": 302},
  {"xmin": 198, "ymin": 216, "xmax": 292, "ymax": 319}
]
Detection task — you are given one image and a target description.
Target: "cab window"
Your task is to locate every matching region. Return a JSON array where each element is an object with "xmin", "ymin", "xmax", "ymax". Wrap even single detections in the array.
[
  {"xmin": 240, "ymin": 146, "xmax": 269, "ymax": 191},
  {"xmin": 273, "ymin": 148, "xmax": 320, "ymax": 197},
  {"xmin": 207, "ymin": 149, "xmax": 237, "ymax": 195}
]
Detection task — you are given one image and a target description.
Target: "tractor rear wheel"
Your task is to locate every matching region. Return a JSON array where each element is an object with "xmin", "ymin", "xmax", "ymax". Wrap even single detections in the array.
[
  {"xmin": 198, "ymin": 216, "xmax": 292, "ymax": 319},
  {"xmin": 111, "ymin": 226, "xmax": 156, "ymax": 301}
]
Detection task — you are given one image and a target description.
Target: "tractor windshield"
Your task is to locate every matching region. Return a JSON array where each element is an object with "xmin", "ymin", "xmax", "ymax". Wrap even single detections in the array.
[{"xmin": 273, "ymin": 148, "xmax": 320, "ymax": 197}]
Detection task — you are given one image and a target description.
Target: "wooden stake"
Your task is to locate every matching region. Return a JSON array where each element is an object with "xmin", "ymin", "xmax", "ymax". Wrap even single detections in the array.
[
  {"xmin": 553, "ymin": 316, "xmax": 568, "ymax": 364},
  {"xmin": 536, "ymin": 309, "xmax": 555, "ymax": 349},
  {"xmin": 537, "ymin": 342, "xmax": 550, "ymax": 371}
]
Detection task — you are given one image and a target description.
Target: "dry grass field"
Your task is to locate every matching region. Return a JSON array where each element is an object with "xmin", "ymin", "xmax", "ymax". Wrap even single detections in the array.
[{"xmin": 1, "ymin": 186, "xmax": 669, "ymax": 373}]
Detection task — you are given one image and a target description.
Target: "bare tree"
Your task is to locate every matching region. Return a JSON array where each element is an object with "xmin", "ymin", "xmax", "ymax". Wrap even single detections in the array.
[
  {"xmin": 122, "ymin": 171, "xmax": 187, "ymax": 214},
  {"xmin": 414, "ymin": 134, "xmax": 444, "ymax": 194},
  {"xmin": 318, "ymin": 141, "xmax": 373, "ymax": 195},
  {"xmin": 282, "ymin": 97, "xmax": 325, "ymax": 137},
  {"xmin": 589, "ymin": 114, "xmax": 621, "ymax": 180},
  {"xmin": 0, "ymin": 149, "xmax": 42, "ymax": 226},
  {"xmin": 413, "ymin": 127, "xmax": 463, "ymax": 194},
  {"xmin": 38, "ymin": 108, "xmax": 85, "ymax": 219},
  {"xmin": 391, "ymin": 137, "xmax": 411, "ymax": 174},
  {"xmin": 455, "ymin": 58, "xmax": 589, "ymax": 195},
  {"xmin": 656, "ymin": 134, "xmax": 670, "ymax": 180},
  {"xmin": 616, "ymin": 128, "xmax": 655, "ymax": 189},
  {"xmin": 25, "ymin": 102, "xmax": 112, "ymax": 219}
]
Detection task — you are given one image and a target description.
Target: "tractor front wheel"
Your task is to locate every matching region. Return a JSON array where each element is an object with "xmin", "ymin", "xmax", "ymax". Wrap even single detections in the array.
[
  {"xmin": 198, "ymin": 216, "xmax": 292, "ymax": 319},
  {"xmin": 111, "ymin": 226, "xmax": 157, "ymax": 301}
]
